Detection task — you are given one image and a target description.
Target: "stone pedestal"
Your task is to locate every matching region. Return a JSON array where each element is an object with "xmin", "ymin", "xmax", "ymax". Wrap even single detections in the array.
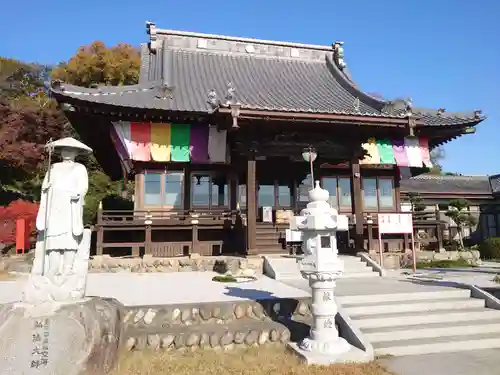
[{"xmin": 0, "ymin": 298, "xmax": 122, "ymax": 375}]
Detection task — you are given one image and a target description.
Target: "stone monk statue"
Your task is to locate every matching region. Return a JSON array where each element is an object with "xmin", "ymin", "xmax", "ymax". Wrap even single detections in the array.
[{"xmin": 26, "ymin": 137, "xmax": 93, "ymax": 304}]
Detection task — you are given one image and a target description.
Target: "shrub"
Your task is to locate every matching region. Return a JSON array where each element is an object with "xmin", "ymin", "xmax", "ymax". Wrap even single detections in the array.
[
  {"xmin": 415, "ymin": 259, "xmax": 475, "ymax": 269},
  {"xmin": 0, "ymin": 200, "xmax": 39, "ymax": 246},
  {"xmin": 443, "ymin": 239, "xmax": 461, "ymax": 252},
  {"xmin": 479, "ymin": 238, "xmax": 500, "ymax": 260}
]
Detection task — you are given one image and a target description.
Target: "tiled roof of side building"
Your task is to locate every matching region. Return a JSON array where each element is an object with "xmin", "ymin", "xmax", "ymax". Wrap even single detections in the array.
[
  {"xmin": 400, "ymin": 174, "xmax": 493, "ymax": 195},
  {"xmin": 50, "ymin": 22, "xmax": 486, "ymax": 127}
]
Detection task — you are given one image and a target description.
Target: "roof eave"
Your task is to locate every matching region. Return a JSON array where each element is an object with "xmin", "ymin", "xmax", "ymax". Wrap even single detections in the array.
[{"xmin": 217, "ymin": 107, "xmax": 414, "ymax": 126}]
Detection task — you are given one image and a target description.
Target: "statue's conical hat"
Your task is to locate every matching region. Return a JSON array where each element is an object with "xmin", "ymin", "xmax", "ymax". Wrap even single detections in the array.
[{"xmin": 47, "ymin": 137, "xmax": 93, "ymax": 154}]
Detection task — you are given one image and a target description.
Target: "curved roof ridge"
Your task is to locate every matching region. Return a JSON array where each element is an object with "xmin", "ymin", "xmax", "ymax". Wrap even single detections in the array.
[
  {"xmin": 51, "ymin": 81, "xmax": 157, "ymax": 96},
  {"xmin": 150, "ymin": 25, "xmax": 333, "ymax": 53},
  {"xmin": 324, "ymin": 53, "xmax": 387, "ymax": 113}
]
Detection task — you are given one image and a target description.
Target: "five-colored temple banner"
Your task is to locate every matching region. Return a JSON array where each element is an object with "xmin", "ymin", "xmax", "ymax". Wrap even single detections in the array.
[
  {"xmin": 190, "ymin": 124, "xmax": 209, "ymax": 162},
  {"xmin": 376, "ymin": 138, "xmax": 395, "ymax": 164},
  {"xmin": 110, "ymin": 122, "xmax": 432, "ymax": 169},
  {"xmin": 360, "ymin": 136, "xmax": 433, "ymax": 168},
  {"xmin": 130, "ymin": 122, "xmax": 152, "ymax": 161},
  {"xmin": 150, "ymin": 123, "xmax": 172, "ymax": 162},
  {"xmin": 404, "ymin": 137, "xmax": 423, "ymax": 168},
  {"xmin": 208, "ymin": 125, "xmax": 227, "ymax": 163},
  {"xmin": 110, "ymin": 122, "xmax": 228, "ymax": 164},
  {"xmin": 419, "ymin": 137, "xmax": 433, "ymax": 168},
  {"xmin": 360, "ymin": 138, "xmax": 381, "ymax": 164},
  {"xmin": 170, "ymin": 123, "xmax": 191, "ymax": 162},
  {"xmin": 391, "ymin": 139, "xmax": 409, "ymax": 167}
]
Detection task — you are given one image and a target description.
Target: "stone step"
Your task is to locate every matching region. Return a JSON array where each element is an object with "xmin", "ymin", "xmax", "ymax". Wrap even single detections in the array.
[
  {"xmin": 341, "ymin": 272, "xmax": 379, "ymax": 279},
  {"xmin": 372, "ymin": 332, "xmax": 500, "ymax": 356},
  {"xmin": 263, "ymin": 256, "xmax": 379, "ymax": 280},
  {"xmin": 256, "ymin": 239, "xmax": 281, "ymax": 246},
  {"xmin": 343, "ymin": 297, "xmax": 484, "ymax": 316},
  {"xmin": 342, "ymin": 265, "xmax": 375, "ymax": 273},
  {"xmin": 362, "ymin": 319, "xmax": 500, "ymax": 342},
  {"xmin": 337, "ymin": 289, "xmax": 471, "ymax": 306},
  {"xmin": 354, "ymin": 308, "xmax": 500, "ymax": 329},
  {"xmin": 255, "ymin": 233, "xmax": 281, "ymax": 239}
]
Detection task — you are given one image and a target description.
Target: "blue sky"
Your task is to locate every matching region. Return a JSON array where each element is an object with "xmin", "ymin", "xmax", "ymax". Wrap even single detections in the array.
[{"xmin": 1, "ymin": 0, "xmax": 498, "ymax": 175}]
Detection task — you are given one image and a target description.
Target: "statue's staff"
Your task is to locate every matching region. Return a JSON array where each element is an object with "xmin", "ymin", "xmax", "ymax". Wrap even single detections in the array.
[{"xmin": 41, "ymin": 138, "xmax": 54, "ymax": 276}]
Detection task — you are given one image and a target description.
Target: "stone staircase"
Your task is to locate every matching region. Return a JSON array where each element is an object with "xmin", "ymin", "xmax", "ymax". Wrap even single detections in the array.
[
  {"xmin": 339, "ymin": 288, "xmax": 500, "ymax": 356},
  {"xmin": 255, "ymin": 223, "xmax": 287, "ymax": 254},
  {"xmin": 264, "ymin": 255, "xmax": 379, "ymax": 280}
]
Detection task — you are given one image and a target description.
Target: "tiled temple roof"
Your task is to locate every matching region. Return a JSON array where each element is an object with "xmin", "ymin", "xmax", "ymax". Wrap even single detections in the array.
[
  {"xmin": 400, "ymin": 174, "xmax": 493, "ymax": 195},
  {"xmin": 50, "ymin": 22, "xmax": 486, "ymax": 127}
]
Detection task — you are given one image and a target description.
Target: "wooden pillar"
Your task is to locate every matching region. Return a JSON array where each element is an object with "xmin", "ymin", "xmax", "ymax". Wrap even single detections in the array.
[
  {"xmin": 367, "ymin": 220, "xmax": 374, "ymax": 251},
  {"xmin": 394, "ymin": 166, "xmax": 401, "ymax": 211},
  {"xmin": 435, "ymin": 206, "xmax": 444, "ymax": 250},
  {"xmin": 191, "ymin": 223, "xmax": 199, "ymax": 255},
  {"xmin": 246, "ymin": 157, "xmax": 257, "ymax": 254},
  {"xmin": 96, "ymin": 226, "xmax": 104, "ymax": 256},
  {"xmin": 291, "ymin": 180, "xmax": 298, "ymax": 214},
  {"xmin": 120, "ymin": 161, "xmax": 129, "ymax": 199},
  {"xmin": 350, "ymin": 157, "xmax": 364, "ymax": 252},
  {"xmin": 145, "ymin": 225, "xmax": 152, "ymax": 255},
  {"xmin": 183, "ymin": 166, "xmax": 191, "ymax": 213},
  {"xmin": 229, "ymin": 172, "xmax": 238, "ymax": 211}
]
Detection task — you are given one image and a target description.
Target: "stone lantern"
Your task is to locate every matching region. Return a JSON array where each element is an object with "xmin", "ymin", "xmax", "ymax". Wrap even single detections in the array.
[{"xmin": 288, "ymin": 181, "xmax": 355, "ymax": 364}]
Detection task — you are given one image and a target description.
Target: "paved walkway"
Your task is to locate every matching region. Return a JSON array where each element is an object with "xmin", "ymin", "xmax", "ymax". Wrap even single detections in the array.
[
  {"xmin": 387, "ymin": 266, "xmax": 500, "ymax": 290},
  {"xmin": 283, "ymin": 275, "xmax": 462, "ymax": 296},
  {"xmin": 0, "ymin": 272, "xmax": 310, "ymax": 306},
  {"xmin": 379, "ymin": 349, "xmax": 500, "ymax": 375}
]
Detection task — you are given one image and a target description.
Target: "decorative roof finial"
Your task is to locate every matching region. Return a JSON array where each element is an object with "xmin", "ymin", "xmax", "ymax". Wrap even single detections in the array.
[
  {"xmin": 437, "ymin": 108, "xmax": 446, "ymax": 116},
  {"xmin": 225, "ymin": 82, "xmax": 236, "ymax": 105},
  {"xmin": 207, "ymin": 89, "xmax": 218, "ymax": 108},
  {"xmin": 155, "ymin": 83, "xmax": 175, "ymax": 100},
  {"xmin": 147, "ymin": 21, "xmax": 159, "ymax": 51},
  {"xmin": 404, "ymin": 97, "xmax": 413, "ymax": 117},
  {"xmin": 353, "ymin": 97, "xmax": 360, "ymax": 113},
  {"xmin": 332, "ymin": 41, "xmax": 346, "ymax": 70},
  {"xmin": 474, "ymin": 109, "xmax": 483, "ymax": 119}
]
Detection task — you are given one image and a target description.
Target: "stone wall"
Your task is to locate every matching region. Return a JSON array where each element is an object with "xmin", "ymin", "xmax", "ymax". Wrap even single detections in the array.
[
  {"xmin": 121, "ymin": 298, "xmax": 314, "ymax": 351},
  {"xmin": 0, "ymin": 254, "xmax": 264, "ymax": 275},
  {"xmin": 89, "ymin": 255, "xmax": 264, "ymax": 275},
  {"xmin": 369, "ymin": 250, "xmax": 482, "ymax": 270}
]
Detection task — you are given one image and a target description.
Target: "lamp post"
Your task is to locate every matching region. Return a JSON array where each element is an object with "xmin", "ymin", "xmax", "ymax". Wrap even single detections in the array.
[{"xmin": 302, "ymin": 147, "xmax": 317, "ymax": 188}]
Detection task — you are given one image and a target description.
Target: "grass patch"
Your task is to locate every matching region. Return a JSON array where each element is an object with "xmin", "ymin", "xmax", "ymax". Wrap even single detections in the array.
[
  {"xmin": 111, "ymin": 346, "xmax": 394, "ymax": 375},
  {"xmin": 212, "ymin": 275, "xmax": 237, "ymax": 283},
  {"xmin": 413, "ymin": 259, "xmax": 476, "ymax": 269}
]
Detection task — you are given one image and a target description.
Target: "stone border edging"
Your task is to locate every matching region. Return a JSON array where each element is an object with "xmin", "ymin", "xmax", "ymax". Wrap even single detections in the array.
[
  {"xmin": 357, "ymin": 252, "xmax": 386, "ymax": 277},
  {"xmin": 405, "ymin": 275, "xmax": 500, "ymax": 311},
  {"xmin": 335, "ymin": 303, "xmax": 375, "ymax": 361},
  {"xmin": 469, "ymin": 285, "xmax": 500, "ymax": 310}
]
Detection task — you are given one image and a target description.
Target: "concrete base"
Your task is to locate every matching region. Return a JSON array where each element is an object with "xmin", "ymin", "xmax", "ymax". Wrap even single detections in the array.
[{"xmin": 287, "ymin": 341, "xmax": 372, "ymax": 365}]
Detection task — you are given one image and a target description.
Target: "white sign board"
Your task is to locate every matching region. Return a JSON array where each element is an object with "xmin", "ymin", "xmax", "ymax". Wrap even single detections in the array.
[
  {"xmin": 378, "ymin": 213, "xmax": 413, "ymax": 234},
  {"xmin": 262, "ymin": 206, "xmax": 273, "ymax": 223}
]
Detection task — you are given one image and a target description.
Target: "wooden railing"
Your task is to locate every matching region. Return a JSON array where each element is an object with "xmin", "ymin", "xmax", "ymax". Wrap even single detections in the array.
[
  {"xmin": 95, "ymin": 209, "xmax": 242, "ymax": 257},
  {"xmin": 98, "ymin": 208, "xmax": 237, "ymax": 225}
]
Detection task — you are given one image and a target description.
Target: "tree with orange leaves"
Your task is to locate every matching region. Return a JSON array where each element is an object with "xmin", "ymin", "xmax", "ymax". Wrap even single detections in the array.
[{"xmin": 51, "ymin": 41, "xmax": 140, "ymax": 87}]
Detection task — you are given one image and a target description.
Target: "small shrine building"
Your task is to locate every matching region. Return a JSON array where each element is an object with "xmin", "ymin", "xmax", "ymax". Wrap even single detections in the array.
[{"xmin": 50, "ymin": 22, "xmax": 486, "ymax": 257}]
